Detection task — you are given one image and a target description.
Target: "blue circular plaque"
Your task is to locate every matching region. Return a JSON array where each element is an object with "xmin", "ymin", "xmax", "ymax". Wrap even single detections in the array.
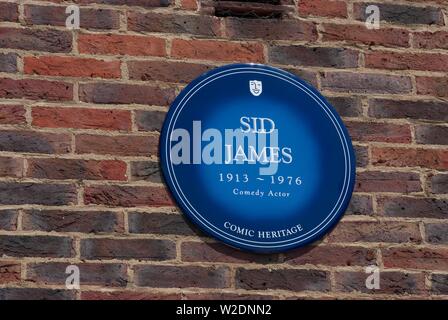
[{"xmin": 160, "ymin": 64, "xmax": 356, "ymax": 253}]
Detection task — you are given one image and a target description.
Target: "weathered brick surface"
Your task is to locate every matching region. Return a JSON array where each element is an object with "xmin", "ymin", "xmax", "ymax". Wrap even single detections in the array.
[
  {"xmin": 24, "ymin": 56, "xmax": 121, "ymax": 79},
  {"xmin": 78, "ymin": 34, "xmax": 166, "ymax": 56},
  {"xmin": 134, "ymin": 265, "xmax": 231, "ymax": 288},
  {"xmin": 0, "ymin": 130, "xmax": 71, "ymax": 154},
  {"xmin": 0, "ymin": 0, "xmax": 446, "ymax": 300},
  {"xmin": 129, "ymin": 212, "xmax": 197, "ymax": 236},
  {"xmin": 0, "ymin": 78, "xmax": 73, "ymax": 101},
  {"xmin": 355, "ymin": 171, "xmax": 421, "ymax": 193},
  {"xmin": 81, "ymin": 238, "xmax": 176, "ymax": 261},
  {"xmin": 327, "ymin": 221, "xmax": 421, "ymax": 243},
  {"xmin": 0, "ymin": 28, "xmax": 72, "ymax": 52},
  {"xmin": 27, "ymin": 158, "xmax": 127, "ymax": 180},
  {"xmin": 382, "ymin": 248, "xmax": 448, "ymax": 271},
  {"xmin": 429, "ymin": 174, "xmax": 448, "ymax": 194},
  {"xmin": 283, "ymin": 245, "xmax": 376, "ymax": 267},
  {"xmin": 0, "ymin": 288, "xmax": 76, "ymax": 300},
  {"xmin": 32, "ymin": 107, "xmax": 131, "ymax": 131},
  {"xmin": 23, "ymin": 209, "xmax": 124, "ymax": 233},
  {"xmin": 26, "ymin": 263, "xmax": 127, "ymax": 287},
  {"xmin": 24, "ymin": 5, "xmax": 120, "ymax": 30},
  {"xmin": 79, "ymin": 82, "xmax": 175, "ymax": 106},
  {"xmin": 353, "ymin": 3, "xmax": 444, "ymax": 26},
  {"xmin": 0, "ymin": 262, "xmax": 20, "ymax": 284},
  {"xmin": 0, "ymin": 53, "xmax": 17, "ymax": 73},
  {"xmin": 0, "ymin": 235, "xmax": 73, "ymax": 258},
  {"xmin": 75, "ymin": 134, "xmax": 158, "ymax": 156},
  {"xmin": 0, "ymin": 210, "xmax": 18, "ymax": 231},
  {"xmin": 335, "ymin": 271, "xmax": 425, "ymax": 295},
  {"xmin": 269, "ymin": 46, "xmax": 359, "ymax": 68},
  {"xmin": 377, "ymin": 196, "xmax": 447, "ymax": 219},
  {"xmin": 130, "ymin": 161, "xmax": 163, "ymax": 183},
  {"xmin": 84, "ymin": 185, "xmax": 173, "ymax": 207},
  {"xmin": 182, "ymin": 241, "xmax": 279, "ymax": 264},
  {"xmin": 236, "ymin": 268, "xmax": 330, "ymax": 292},
  {"xmin": 0, "ymin": 105, "xmax": 26, "ymax": 124},
  {"xmin": 0, "ymin": 182, "xmax": 77, "ymax": 205}
]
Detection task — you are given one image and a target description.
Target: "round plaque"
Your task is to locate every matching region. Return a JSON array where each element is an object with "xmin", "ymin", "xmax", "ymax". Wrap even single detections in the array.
[{"xmin": 160, "ymin": 64, "xmax": 356, "ymax": 253}]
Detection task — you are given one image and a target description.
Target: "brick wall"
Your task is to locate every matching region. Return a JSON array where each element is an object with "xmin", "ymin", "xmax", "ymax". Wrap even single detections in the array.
[{"xmin": 0, "ymin": 0, "xmax": 447, "ymax": 300}]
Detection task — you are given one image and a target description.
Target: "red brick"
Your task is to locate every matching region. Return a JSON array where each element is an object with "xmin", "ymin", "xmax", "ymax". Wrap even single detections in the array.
[
  {"xmin": 353, "ymin": 2, "xmax": 444, "ymax": 26},
  {"xmin": 0, "ymin": 105, "xmax": 26, "ymax": 125},
  {"xmin": 355, "ymin": 171, "xmax": 421, "ymax": 193},
  {"xmin": 181, "ymin": 241, "xmax": 279, "ymax": 264},
  {"xmin": 134, "ymin": 265, "xmax": 230, "ymax": 288},
  {"xmin": 32, "ymin": 107, "xmax": 131, "ymax": 131},
  {"xmin": 335, "ymin": 271, "xmax": 425, "ymax": 295},
  {"xmin": 78, "ymin": 33, "xmax": 166, "ymax": 56},
  {"xmin": 128, "ymin": 11, "xmax": 221, "ymax": 36},
  {"xmin": 26, "ymin": 263, "xmax": 127, "ymax": 287},
  {"xmin": 236, "ymin": 268, "xmax": 330, "ymax": 292},
  {"xmin": 0, "ymin": 78, "xmax": 73, "ymax": 101},
  {"xmin": 346, "ymin": 121, "xmax": 411, "ymax": 143},
  {"xmin": 27, "ymin": 158, "xmax": 127, "ymax": 181},
  {"xmin": 225, "ymin": 18, "xmax": 317, "ymax": 41},
  {"xmin": 0, "ymin": 157, "xmax": 23, "ymax": 178},
  {"xmin": 321, "ymin": 72, "xmax": 412, "ymax": 94},
  {"xmin": 383, "ymin": 247, "xmax": 448, "ymax": 271},
  {"xmin": 368, "ymin": 99, "xmax": 448, "ymax": 121},
  {"xmin": 377, "ymin": 196, "xmax": 448, "ymax": 219},
  {"xmin": 24, "ymin": 5, "xmax": 120, "ymax": 30},
  {"xmin": 0, "ymin": 288, "xmax": 75, "ymax": 300},
  {"xmin": 180, "ymin": 0, "xmax": 197, "ymax": 10},
  {"xmin": 171, "ymin": 39, "xmax": 264, "ymax": 63},
  {"xmin": 23, "ymin": 209, "xmax": 124, "ymax": 233},
  {"xmin": 0, "ymin": 2, "xmax": 19, "ymax": 22},
  {"xmin": 417, "ymin": 76, "xmax": 448, "ymax": 98},
  {"xmin": 0, "ymin": 235, "xmax": 74, "ymax": 258},
  {"xmin": 322, "ymin": 24, "xmax": 410, "ymax": 48},
  {"xmin": 0, "ymin": 27, "xmax": 72, "ymax": 53},
  {"xmin": 84, "ymin": 185, "xmax": 173, "ymax": 207},
  {"xmin": 414, "ymin": 31, "xmax": 448, "ymax": 50},
  {"xmin": 182, "ymin": 293, "xmax": 275, "ymax": 300},
  {"xmin": 0, "ymin": 262, "xmax": 20, "ymax": 284},
  {"xmin": 24, "ymin": 56, "xmax": 121, "ymax": 79},
  {"xmin": 365, "ymin": 51, "xmax": 448, "ymax": 72},
  {"xmin": 129, "ymin": 212, "xmax": 197, "ymax": 236},
  {"xmin": 299, "ymin": 0, "xmax": 347, "ymax": 18},
  {"xmin": 284, "ymin": 245, "xmax": 376, "ymax": 266},
  {"xmin": 269, "ymin": 45, "xmax": 359, "ymax": 68},
  {"xmin": 79, "ymin": 82, "xmax": 175, "ymax": 106},
  {"xmin": 328, "ymin": 221, "xmax": 422, "ymax": 243},
  {"xmin": 0, "ymin": 130, "xmax": 71, "ymax": 154},
  {"xmin": 0, "ymin": 182, "xmax": 77, "ymax": 205},
  {"xmin": 75, "ymin": 134, "xmax": 158, "ymax": 157},
  {"xmin": 81, "ymin": 238, "xmax": 176, "ymax": 260},
  {"xmin": 76, "ymin": 0, "xmax": 171, "ymax": 7},
  {"xmin": 372, "ymin": 147, "xmax": 448, "ymax": 170},
  {"xmin": 81, "ymin": 291, "xmax": 181, "ymax": 300},
  {"xmin": 127, "ymin": 60, "xmax": 213, "ymax": 83}
]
